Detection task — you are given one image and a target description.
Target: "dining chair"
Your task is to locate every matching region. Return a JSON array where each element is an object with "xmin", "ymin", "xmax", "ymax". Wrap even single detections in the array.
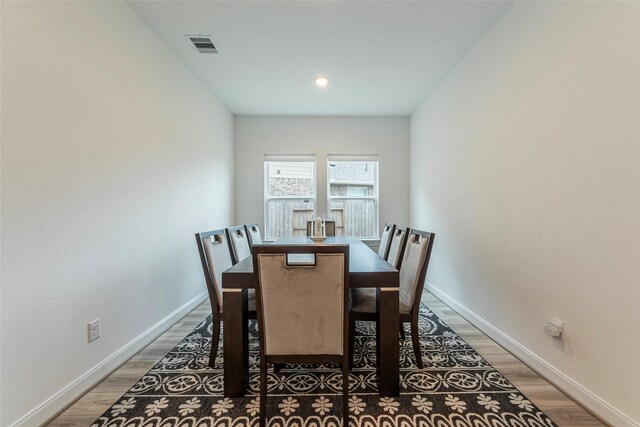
[
  {"xmin": 349, "ymin": 229, "xmax": 435, "ymax": 369},
  {"xmin": 195, "ymin": 229, "xmax": 257, "ymax": 367},
  {"xmin": 245, "ymin": 223, "xmax": 263, "ymax": 246},
  {"xmin": 305, "ymin": 220, "xmax": 337, "ymax": 237},
  {"xmin": 386, "ymin": 226, "xmax": 410, "ymax": 269},
  {"xmin": 225, "ymin": 225, "xmax": 252, "ymax": 264},
  {"xmin": 377, "ymin": 223, "xmax": 396, "ymax": 260},
  {"xmin": 252, "ymin": 244, "xmax": 350, "ymax": 426}
]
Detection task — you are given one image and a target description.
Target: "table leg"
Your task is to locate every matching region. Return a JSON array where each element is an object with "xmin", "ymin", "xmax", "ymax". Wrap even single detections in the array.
[
  {"xmin": 223, "ymin": 289, "xmax": 249, "ymax": 397},
  {"xmin": 377, "ymin": 287, "xmax": 399, "ymax": 396}
]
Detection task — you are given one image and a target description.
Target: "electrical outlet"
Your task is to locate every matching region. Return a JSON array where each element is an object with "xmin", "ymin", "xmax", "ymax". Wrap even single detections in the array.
[
  {"xmin": 88, "ymin": 319, "xmax": 100, "ymax": 342},
  {"xmin": 544, "ymin": 318, "xmax": 564, "ymax": 338}
]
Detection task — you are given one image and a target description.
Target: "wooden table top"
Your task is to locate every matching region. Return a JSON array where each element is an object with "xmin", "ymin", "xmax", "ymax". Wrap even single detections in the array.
[{"xmin": 222, "ymin": 236, "xmax": 399, "ymax": 288}]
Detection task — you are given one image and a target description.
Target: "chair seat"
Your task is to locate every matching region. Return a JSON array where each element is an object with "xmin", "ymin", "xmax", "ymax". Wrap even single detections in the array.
[
  {"xmin": 349, "ymin": 288, "xmax": 411, "ymax": 315},
  {"xmin": 221, "ymin": 289, "xmax": 257, "ymax": 314}
]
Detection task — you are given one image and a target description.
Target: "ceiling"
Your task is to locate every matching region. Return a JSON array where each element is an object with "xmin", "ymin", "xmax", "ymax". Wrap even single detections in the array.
[{"xmin": 128, "ymin": 1, "xmax": 512, "ymax": 116}]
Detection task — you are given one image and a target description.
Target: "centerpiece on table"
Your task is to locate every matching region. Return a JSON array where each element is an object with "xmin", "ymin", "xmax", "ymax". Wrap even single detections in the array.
[{"xmin": 310, "ymin": 217, "xmax": 327, "ymax": 241}]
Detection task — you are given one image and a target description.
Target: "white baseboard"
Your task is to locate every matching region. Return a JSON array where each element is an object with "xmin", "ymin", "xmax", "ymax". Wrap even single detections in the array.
[
  {"xmin": 425, "ymin": 282, "xmax": 638, "ymax": 427},
  {"xmin": 11, "ymin": 291, "xmax": 208, "ymax": 427}
]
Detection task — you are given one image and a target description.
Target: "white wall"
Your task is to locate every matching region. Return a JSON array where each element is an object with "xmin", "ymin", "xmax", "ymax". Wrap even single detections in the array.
[
  {"xmin": 410, "ymin": 2, "xmax": 639, "ymax": 426},
  {"xmin": 234, "ymin": 116, "xmax": 409, "ymax": 237},
  {"xmin": 0, "ymin": 2, "xmax": 234, "ymax": 425}
]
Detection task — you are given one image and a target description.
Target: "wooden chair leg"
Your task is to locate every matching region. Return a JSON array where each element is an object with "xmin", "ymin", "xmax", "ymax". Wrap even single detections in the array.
[
  {"xmin": 410, "ymin": 319, "xmax": 423, "ymax": 369},
  {"xmin": 348, "ymin": 318, "xmax": 356, "ymax": 369},
  {"xmin": 260, "ymin": 359, "xmax": 267, "ymax": 427},
  {"xmin": 375, "ymin": 317, "xmax": 381, "ymax": 370},
  {"xmin": 342, "ymin": 361, "xmax": 349, "ymax": 426},
  {"xmin": 399, "ymin": 323, "xmax": 406, "ymax": 341},
  {"xmin": 209, "ymin": 319, "xmax": 220, "ymax": 368}
]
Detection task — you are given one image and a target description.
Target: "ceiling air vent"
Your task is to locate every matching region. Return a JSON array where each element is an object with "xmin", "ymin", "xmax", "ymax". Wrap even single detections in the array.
[{"xmin": 187, "ymin": 35, "xmax": 218, "ymax": 54}]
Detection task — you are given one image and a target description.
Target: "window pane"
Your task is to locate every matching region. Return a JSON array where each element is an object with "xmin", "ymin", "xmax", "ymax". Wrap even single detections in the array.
[
  {"xmin": 330, "ymin": 199, "xmax": 376, "ymax": 238},
  {"xmin": 265, "ymin": 160, "xmax": 316, "ymax": 239},
  {"xmin": 267, "ymin": 161, "xmax": 315, "ymax": 197},
  {"xmin": 346, "ymin": 186, "xmax": 368, "ymax": 197},
  {"xmin": 266, "ymin": 199, "xmax": 315, "ymax": 239},
  {"xmin": 328, "ymin": 161, "xmax": 375, "ymax": 196},
  {"xmin": 328, "ymin": 159, "xmax": 378, "ymax": 238}
]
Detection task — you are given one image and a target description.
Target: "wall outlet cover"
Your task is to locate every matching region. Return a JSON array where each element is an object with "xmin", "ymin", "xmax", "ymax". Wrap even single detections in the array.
[{"xmin": 88, "ymin": 319, "xmax": 100, "ymax": 342}]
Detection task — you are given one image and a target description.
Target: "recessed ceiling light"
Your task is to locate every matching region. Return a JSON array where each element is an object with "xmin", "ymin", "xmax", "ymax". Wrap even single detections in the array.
[{"xmin": 315, "ymin": 76, "xmax": 329, "ymax": 88}]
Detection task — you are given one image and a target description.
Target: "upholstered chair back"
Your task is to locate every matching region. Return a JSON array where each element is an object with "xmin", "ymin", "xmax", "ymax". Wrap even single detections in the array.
[
  {"xmin": 399, "ymin": 230, "xmax": 435, "ymax": 312},
  {"xmin": 325, "ymin": 221, "xmax": 336, "ymax": 237},
  {"xmin": 226, "ymin": 226, "xmax": 252, "ymax": 264},
  {"xmin": 253, "ymin": 245, "xmax": 349, "ymax": 356},
  {"xmin": 377, "ymin": 223, "xmax": 396, "ymax": 259},
  {"xmin": 196, "ymin": 230, "xmax": 233, "ymax": 310},
  {"xmin": 245, "ymin": 224, "xmax": 263, "ymax": 246},
  {"xmin": 386, "ymin": 226, "xmax": 409, "ymax": 269}
]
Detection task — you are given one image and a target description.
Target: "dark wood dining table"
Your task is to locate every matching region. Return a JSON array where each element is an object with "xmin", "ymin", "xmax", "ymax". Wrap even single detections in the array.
[{"xmin": 221, "ymin": 236, "xmax": 400, "ymax": 397}]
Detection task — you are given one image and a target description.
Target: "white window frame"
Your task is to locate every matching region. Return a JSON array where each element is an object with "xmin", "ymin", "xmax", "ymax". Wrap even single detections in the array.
[
  {"xmin": 327, "ymin": 154, "xmax": 379, "ymax": 239},
  {"xmin": 264, "ymin": 154, "xmax": 317, "ymax": 241}
]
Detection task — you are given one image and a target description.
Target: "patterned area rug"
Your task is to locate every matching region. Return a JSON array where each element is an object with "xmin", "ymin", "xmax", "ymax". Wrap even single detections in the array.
[{"xmin": 93, "ymin": 303, "xmax": 557, "ymax": 426}]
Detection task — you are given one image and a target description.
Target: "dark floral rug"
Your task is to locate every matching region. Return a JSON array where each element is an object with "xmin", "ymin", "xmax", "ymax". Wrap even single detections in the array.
[{"xmin": 92, "ymin": 303, "xmax": 557, "ymax": 426}]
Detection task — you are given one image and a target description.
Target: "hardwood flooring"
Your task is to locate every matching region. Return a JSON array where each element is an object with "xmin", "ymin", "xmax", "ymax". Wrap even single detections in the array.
[{"xmin": 46, "ymin": 293, "xmax": 605, "ymax": 427}]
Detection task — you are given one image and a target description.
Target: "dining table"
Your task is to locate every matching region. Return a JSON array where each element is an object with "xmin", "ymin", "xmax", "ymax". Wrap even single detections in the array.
[{"xmin": 221, "ymin": 236, "xmax": 400, "ymax": 397}]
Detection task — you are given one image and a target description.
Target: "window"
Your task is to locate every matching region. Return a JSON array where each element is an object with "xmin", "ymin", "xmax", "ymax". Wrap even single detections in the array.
[
  {"xmin": 327, "ymin": 155, "xmax": 379, "ymax": 238},
  {"xmin": 346, "ymin": 186, "xmax": 368, "ymax": 197},
  {"xmin": 264, "ymin": 155, "xmax": 316, "ymax": 240}
]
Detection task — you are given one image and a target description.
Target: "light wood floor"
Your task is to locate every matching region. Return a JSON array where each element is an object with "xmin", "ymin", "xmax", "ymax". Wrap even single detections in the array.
[{"xmin": 47, "ymin": 292, "xmax": 605, "ymax": 426}]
